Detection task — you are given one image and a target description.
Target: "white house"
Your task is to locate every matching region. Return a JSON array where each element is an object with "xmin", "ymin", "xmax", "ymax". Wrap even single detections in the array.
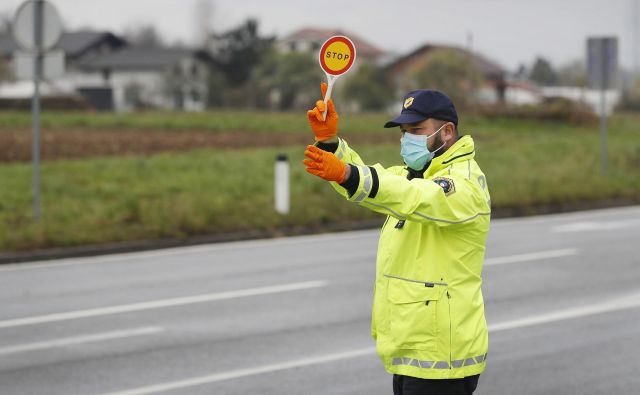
[
  {"xmin": 73, "ymin": 46, "xmax": 211, "ymax": 112},
  {"xmin": 0, "ymin": 30, "xmax": 211, "ymax": 112}
]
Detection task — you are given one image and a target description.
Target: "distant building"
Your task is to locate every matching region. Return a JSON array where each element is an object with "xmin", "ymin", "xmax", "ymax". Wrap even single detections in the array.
[
  {"xmin": 0, "ymin": 30, "xmax": 127, "ymax": 65},
  {"xmin": 72, "ymin": 46, "xmax": 211, "ymax": 112},
  {"xmin": 0, "ymin": 30, "xmax": 127, "ymax": 108},
  {"xmin": 1, "ymin": 30, "xmax": 211, "ymax": 112},
  {"xmin": 504, "ymin": 80, "xmax": 544, "ymax": 105},
  {"xmin": 384, "ymin": 44, "xmax": 507, "ymax": 104},
  {"xmin": 277, "ymin": 27, "xmax": 385, "ymax": 64},
  {"xmin": 541, "ymin": 86, "xmax": 620, "ymax": 115}
]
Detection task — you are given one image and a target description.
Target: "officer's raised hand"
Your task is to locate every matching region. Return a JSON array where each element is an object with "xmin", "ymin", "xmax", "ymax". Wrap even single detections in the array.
[
  {"xmin": 307, "ymin": 82, "xmax": 339, "ymax": 142},
  {"xmin": 303, "ymin": 145, "xmax": 349, "ymax": 183}
]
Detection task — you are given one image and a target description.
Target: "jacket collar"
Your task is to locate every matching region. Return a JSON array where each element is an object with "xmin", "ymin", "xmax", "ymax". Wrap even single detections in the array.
[{"xmin": 409, "ymin": 135, "xmax": 475, "ymax": 179}]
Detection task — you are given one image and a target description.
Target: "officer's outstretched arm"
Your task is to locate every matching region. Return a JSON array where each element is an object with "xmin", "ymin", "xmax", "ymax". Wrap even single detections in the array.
[{"xmin": 339, "ymin": 164, "xmax": 490, "ymax": 226}]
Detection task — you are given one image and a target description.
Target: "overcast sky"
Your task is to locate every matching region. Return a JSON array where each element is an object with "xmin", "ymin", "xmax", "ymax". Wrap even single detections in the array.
[{"xmin": 2, "ymin": 0, "xmax": 639, "ymax": 72}]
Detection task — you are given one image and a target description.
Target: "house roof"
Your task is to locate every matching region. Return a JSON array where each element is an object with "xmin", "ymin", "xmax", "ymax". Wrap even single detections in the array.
[
  {"xmin": 57, "ymin": 31, "xmax": 126, "ymax": 58},
  {"xmin": 78, "ymin": 46, "xmax": 210, "ymax": 71},
  {"xmin": 385, "ymin": 44, "xmax": 506, "ymax": 80},
  {"xmin": 279, "ymin": 27, "xmax": 383, "ymax": 59},
  {"xmin": 0, "ymin": 30, "xmax": 126, "ymax": 59}
]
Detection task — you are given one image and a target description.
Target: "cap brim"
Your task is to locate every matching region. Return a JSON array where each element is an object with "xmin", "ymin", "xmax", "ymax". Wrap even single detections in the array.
[{"xmin": 383, "ymin": 113, "xmax": 427, "ymax": 128}]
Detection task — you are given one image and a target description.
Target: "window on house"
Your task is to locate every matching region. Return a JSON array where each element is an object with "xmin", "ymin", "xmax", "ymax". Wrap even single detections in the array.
[
  {"xmin": 124, "ymin": 83, "xmax": 144, "ymax": 109},
  {"xmin": 289, "ymin": 42, "xmax": 297, "ymax": 51}
]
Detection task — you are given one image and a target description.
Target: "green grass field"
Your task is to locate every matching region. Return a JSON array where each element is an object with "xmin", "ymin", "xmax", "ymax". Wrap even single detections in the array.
[
  {"xmin": 0, "ymin": 110, "xmax": 388, "ymax": 134},
  {"xmin": 0, "ymin": 109, "xmax": 608, "ymax": 134},
  {"xmin": 0, "ymin": 111, "xmax": 639, "ymax": 252}
]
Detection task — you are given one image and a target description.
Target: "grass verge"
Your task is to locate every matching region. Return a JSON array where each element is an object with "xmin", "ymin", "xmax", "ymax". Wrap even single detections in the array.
[
  {"xmin": 2, "ymin": 109, "xmax": 633, "ymax": 134},
  {"xmin": 1, "ymin": 117, "xmax": 639, "ymax": 253}
]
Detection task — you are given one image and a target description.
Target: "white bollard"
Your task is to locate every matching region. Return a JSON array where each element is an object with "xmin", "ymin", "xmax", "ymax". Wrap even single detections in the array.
[{"xmin": 275, "ymin": 154, "xmax": 290, "ymax": 214}]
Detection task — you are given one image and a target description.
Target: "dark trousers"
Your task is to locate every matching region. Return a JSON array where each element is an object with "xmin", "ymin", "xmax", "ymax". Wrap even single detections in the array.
[{"xmin": 393, "ymin": 374, "xmax": 480, "ymax": 395}]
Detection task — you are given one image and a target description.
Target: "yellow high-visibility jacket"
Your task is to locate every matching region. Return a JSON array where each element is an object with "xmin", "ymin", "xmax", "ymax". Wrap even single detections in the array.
[{"xmin": 328, "ymin": 135, "xmax": 491, "ymax": 379}]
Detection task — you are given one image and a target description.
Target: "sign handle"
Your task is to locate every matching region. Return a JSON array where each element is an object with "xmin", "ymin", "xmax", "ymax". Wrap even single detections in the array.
[{"xmin": 322, "ymin": 73, "xmax": 339, "ymax": 121}]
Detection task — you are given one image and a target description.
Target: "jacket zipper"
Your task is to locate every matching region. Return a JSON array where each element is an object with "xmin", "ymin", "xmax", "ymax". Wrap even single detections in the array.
[
  {"xmin": 447, "ymin": 290, "xmax": 452, "ymax": 368},
  {"xmin": 383, "ymin": 273, "xmax": 448, "ymax": 287},
  {"xmin": 381, "ymin": 215, "xmax": 391, "ymax": 231}
]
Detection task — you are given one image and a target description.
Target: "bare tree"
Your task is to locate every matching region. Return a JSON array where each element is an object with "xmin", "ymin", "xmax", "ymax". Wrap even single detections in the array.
[{"xmin": 194, "ymin": 0, "xmax": 214, "ymax": 47}]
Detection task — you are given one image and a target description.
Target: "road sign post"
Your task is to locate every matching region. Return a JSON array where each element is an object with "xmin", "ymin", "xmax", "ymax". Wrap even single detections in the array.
[
  {"xmin": 32, "ymin": 0, "xmax": 43, "ymax": 219},
  {"xmin": 318, "ymin": 36, "xmax": 356, "ymax": 120},
  {"xmin": 12, "ymin": 0, "xmax": 62, "ymax": 218},
  {"xmin": 587, "ymin": 37, "xmax": 618, "ymax": 174}
]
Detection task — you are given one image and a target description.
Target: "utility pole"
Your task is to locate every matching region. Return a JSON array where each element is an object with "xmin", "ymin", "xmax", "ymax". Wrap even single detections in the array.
[
  {"xmin": 587, "ymin": 37, "xmax": 618, "ymax": 174},
  {"xmin": 466, "ymin": 32, "xmax": 474, "ymax": 108}
]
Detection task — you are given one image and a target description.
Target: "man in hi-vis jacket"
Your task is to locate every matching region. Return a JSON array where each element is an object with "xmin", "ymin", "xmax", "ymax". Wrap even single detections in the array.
[{"xmin": 303, "ymin": 84, "xmax": 491, "ymax": 395}]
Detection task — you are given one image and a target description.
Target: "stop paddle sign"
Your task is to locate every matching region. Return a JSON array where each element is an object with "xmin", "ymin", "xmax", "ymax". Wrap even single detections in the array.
[{"xmin": 317, "ymin": 35, "xmax": 357, "ymax": 119}]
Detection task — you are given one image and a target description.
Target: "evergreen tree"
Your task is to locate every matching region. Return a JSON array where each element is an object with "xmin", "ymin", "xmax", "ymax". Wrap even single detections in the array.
[
  {"xmin": 343, "ymin": 62, "xmax": 392, "ymax": 111},
  {"xmin": 250, "ymin": 49, "xmax": 323, "ymax": 110},
  {"xmin": 529, "ymin": 57, "xmax": 558, "ymax": 86},
  {"xmin": 409, "ymin": 48, "xmax": 484, "ymax": 109}
]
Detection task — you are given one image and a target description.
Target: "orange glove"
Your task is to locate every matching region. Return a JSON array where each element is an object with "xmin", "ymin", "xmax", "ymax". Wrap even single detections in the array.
[
  {"xmin": 303, "ymin": 145, "xmax": 347, "ymax": 183},
  {"xmin": 307, "ymin": 82, "xmax": 339, "ymax": 142}
]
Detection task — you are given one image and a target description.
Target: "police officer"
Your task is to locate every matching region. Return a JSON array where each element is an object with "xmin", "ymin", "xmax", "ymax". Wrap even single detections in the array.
[{"xmin": 303, "ymin": 84, "xmax": 491, "ymax": 395}]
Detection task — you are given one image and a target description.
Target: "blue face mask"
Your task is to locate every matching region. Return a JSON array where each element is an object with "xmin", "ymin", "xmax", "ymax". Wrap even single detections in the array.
[{"xmin": 400, "ymin": 123, "xmax": 447, "ymax": 170}]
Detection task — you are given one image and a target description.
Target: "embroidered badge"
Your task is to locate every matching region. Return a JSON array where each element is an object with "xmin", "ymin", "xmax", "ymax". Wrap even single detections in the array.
[
  {"xmin": 403, "ymin": 97, "xmax": 414, "ymax": 109},
  {"xmin": 433, "ymin": 177, "xmax": 455, "ymax": 196}
]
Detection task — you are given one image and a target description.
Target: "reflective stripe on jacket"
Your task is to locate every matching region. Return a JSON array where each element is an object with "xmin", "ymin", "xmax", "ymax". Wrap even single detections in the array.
[{"xmin": 330, "ymin": 135, "xmax": 491, "ymax": 379}]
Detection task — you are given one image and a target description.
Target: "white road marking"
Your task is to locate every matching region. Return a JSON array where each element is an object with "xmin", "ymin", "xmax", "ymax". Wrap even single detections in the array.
[
  {"xmin": 552, "ymin": 218, "xmax": 640, "ymax": 233},
  {"xmin": 0, "ymin": 327, "xmax": 164, "ymax": 355},
  {"xmin": 101, "ymin": 292, "xmax": 640, "ymax": 395},
  {"xmin": 0, "ymin": 230, "xmax": 379, "ymax": 272},
  {"xmin": 485, "ymin": 248, "xmax": 579, "ymax": 266},
  {"xmin": 489, "ymin": 292, "xmax": 640, "ymax": 332},
  {"xmin": 101, "ymin": 348, "xmax": 376, "ymax": 395},
  {"xmin": 0, "ymin": 281, "xmax": 328, "ymax": 329}
]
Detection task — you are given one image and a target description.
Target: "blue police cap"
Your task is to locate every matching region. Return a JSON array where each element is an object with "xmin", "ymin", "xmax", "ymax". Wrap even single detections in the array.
[{"xmin": 384, "ymin": 90, "xmax": 458, "ymax": 128}]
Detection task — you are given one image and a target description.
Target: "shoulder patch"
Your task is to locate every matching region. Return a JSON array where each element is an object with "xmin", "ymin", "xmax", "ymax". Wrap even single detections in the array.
[{"xmin": 433, "ymin": 177, "xmax": 456, "ymax": 196}]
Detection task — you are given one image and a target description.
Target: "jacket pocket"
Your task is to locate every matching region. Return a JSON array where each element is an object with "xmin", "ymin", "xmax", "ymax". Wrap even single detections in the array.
[{"xmin": 385, "ymin": 274, "xmax": 446, "ymax": 351}]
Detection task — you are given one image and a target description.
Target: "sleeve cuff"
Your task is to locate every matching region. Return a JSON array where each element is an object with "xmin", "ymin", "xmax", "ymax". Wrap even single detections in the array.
[
  {"xmin": 339, "ymin": 164, "xmax": 360, "ymax": 197},
  {"xmin": 314, "ymin": 141, "xmax": 339, "ymax": 153},
  {"xmin": 315, "ymin": 138, "xmax": 348, "ymax": 161},
  {"xmin": 345, "ymin": 165, "xmax": 379, "ymax": 202}
]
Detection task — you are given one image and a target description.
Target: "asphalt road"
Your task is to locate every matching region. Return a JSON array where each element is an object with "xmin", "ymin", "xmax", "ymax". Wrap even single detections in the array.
[{"xmin": 0, "ymin": 206, "xmax": 639, "ymax": 395}]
